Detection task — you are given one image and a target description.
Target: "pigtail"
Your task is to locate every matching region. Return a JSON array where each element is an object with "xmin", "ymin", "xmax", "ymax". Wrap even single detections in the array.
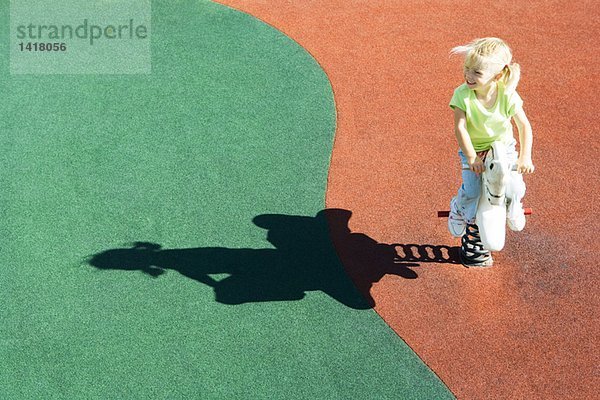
[
  {"xmin": 450, "ymin": 44, "xmax": 472, "ymax": 57},
  {"xmin": 503, "ymin": 63, "xmax": 521, "ymax": 92}
]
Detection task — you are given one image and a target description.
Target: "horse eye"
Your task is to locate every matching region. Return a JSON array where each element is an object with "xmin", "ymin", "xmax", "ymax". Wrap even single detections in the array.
[{"xmin": 490, "ymin": 164, "xmax": 494, "ymax": 169}]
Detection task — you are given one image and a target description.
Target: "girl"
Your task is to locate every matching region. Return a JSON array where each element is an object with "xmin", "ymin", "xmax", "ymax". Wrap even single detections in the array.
[{"xmin": 447, "ymin": 38, "xmax": 534, "ymax": 250}]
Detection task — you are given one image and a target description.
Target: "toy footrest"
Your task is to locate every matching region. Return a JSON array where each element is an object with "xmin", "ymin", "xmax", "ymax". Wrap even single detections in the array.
[{"xmin": 437, "ymin": 207, "xmax": 532, "ymax": 218}]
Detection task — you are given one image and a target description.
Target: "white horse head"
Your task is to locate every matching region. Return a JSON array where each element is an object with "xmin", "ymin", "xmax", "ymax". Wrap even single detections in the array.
[{"xmin": 482, "ymin": 141, "xmax": 510, "ymax": 206}]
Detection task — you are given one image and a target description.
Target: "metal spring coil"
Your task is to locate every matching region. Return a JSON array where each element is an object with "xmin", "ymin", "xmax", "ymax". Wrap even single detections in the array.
[{"xmin": 460, "ymin": 223, "xmax": 492, "ymax": 266}]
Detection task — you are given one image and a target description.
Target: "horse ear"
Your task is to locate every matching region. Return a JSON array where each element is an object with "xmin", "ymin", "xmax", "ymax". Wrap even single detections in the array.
[{"xmin": 143, "ymin": 265, "xmax": 166, "ymax": 277}]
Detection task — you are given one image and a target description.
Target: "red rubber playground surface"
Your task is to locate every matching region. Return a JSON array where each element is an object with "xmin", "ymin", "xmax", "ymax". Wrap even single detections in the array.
[{"xmin": 218, "ymin": 1, "xmax": 599, "ymax": 399}]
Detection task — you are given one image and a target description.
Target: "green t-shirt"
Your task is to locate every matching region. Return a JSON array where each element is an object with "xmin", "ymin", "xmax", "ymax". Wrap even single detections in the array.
[{"xmin": 449, "ymin": 82, "xmax": 523, "ymax": 151}]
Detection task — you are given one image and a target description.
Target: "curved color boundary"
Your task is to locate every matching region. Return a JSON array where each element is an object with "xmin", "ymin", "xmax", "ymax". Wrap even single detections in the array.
[
  {"xmin": 216, "ymin": 1, "xmax": 600, "ymax": 399},
  {"xmin": 2, "ymin": 3, "xmax": 453, "ymax": 399}
]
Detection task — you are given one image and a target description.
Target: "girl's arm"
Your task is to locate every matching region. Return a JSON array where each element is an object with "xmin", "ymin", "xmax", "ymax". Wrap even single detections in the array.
[
  {"xmin": 453, "ymin": 107, "xmax": 484, "ymax": 174},
  {"xmin": 513, "ymin": 109, "xmax": 535, "ymax": 174}
]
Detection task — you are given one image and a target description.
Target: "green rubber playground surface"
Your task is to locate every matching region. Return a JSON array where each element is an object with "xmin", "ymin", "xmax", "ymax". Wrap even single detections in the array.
[{"xmin": 1, "ymin": 1, "xmax": 453, "ymax": 398}]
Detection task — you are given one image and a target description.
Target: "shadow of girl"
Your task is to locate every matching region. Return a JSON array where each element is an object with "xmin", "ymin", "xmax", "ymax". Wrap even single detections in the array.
[{"xmin": 88, "ymin": 209, "xmax": 453, "ymax": 309}]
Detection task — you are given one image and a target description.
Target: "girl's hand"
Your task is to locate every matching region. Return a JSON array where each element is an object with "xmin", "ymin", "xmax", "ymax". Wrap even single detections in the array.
[
  {"xmin": 468, "ymin": 155, "xmax": 485, "ymax": 174},
  {"xmin": 517, "ymin": 157, "xmax": 535, "ymax": 174}
]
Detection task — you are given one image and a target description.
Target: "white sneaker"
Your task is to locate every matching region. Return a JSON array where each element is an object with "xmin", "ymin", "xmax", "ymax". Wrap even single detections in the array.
[
  {"xmin": 448, "ymin": 196, "xmax": 466, "ymax": 237},
  {"xmin": 506, "ymin": 198, "xmax": 526, "ymax": 231}
]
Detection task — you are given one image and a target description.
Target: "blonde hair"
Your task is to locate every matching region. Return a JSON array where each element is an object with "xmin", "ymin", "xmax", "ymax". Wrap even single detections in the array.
[{"xmin": 451, "ymin": 37, "xmax": 521, "ymax": 92}]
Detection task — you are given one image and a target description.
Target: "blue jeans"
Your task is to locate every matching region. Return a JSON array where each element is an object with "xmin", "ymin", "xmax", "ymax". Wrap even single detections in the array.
[{"xmin": 455, "ymin": 139, "xmax": 518, "ymax": 224}]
